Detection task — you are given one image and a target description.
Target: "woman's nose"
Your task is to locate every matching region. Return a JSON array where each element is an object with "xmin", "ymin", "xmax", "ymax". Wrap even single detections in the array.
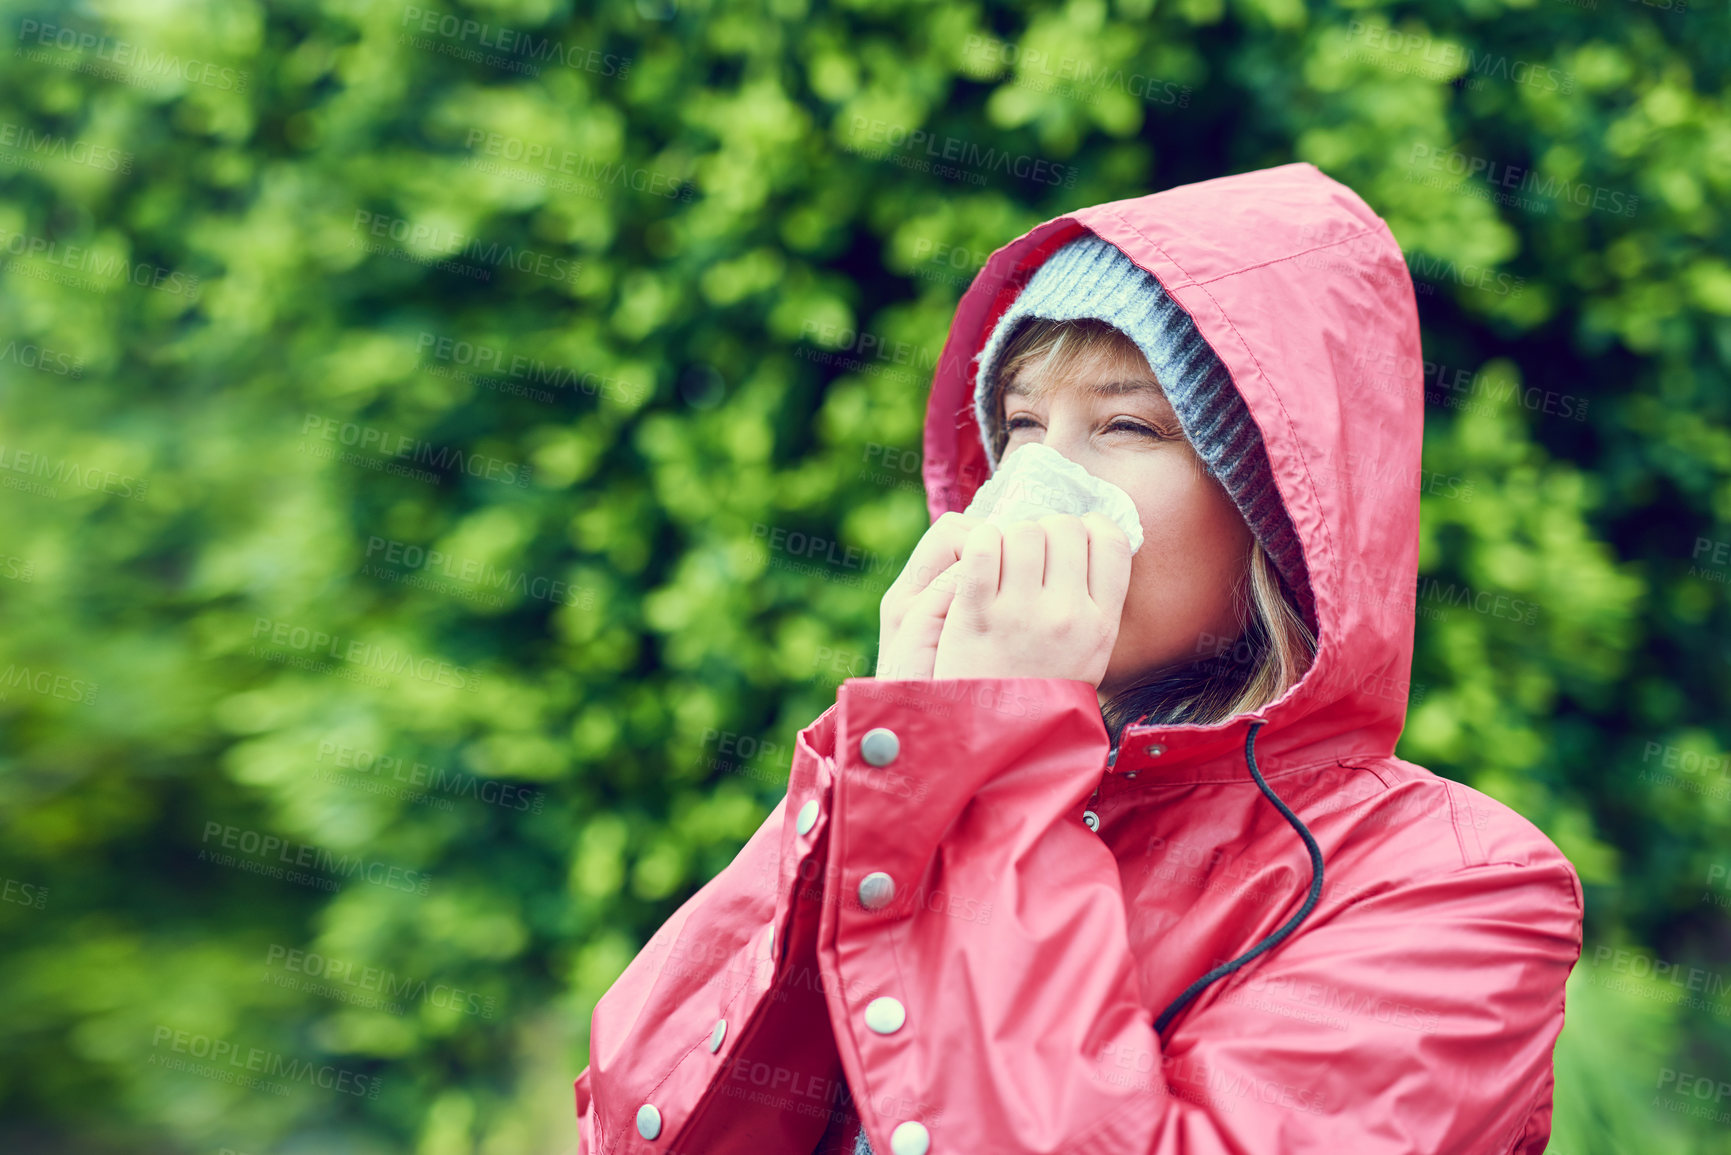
[{"xmin": 1036, "ymin": 414, "xmax": 1092, "ymax": 464}]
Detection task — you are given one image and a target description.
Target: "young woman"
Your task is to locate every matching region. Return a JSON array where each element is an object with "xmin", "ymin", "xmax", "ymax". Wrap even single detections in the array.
[{"xmin": 573, "ymin": 162, "xmax": 1584, "ymax": 1155}]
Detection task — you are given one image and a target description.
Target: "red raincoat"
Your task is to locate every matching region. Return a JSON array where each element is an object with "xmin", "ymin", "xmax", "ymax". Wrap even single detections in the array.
[{"xmin": 573, "ymin": 162, "xmax": 1583, "ymax": 1155}]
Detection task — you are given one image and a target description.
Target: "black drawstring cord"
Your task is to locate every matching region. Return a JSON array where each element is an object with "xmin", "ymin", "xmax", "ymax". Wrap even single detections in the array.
[{"xmin": 1151, "ymin": 719, "xmax": 1325, "ymax": 1037}]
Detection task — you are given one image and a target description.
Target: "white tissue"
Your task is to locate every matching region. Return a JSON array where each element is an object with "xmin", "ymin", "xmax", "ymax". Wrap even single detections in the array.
[{"xmin": 961, "ymin": 443, "xmax": 1145, "ymax": 554}]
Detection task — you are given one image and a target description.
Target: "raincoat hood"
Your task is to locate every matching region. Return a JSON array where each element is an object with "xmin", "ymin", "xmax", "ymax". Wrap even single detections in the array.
[{"xmin": 922, "ymin": 161, "xmax": 1424, "ymax": 780}]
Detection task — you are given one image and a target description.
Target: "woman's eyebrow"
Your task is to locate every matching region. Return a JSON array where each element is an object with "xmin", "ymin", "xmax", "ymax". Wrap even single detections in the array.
[
  {"xmin": 1004, "ymin": 377, "xmax": 1168, "ymax": 399},
  {"xmin": 1086, "ymin": 379, "xmax": 1167, "ymax": 398}
]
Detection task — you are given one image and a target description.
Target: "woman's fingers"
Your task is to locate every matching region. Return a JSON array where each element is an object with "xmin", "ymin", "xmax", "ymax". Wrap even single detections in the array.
[
  {"xmin": 909, "ymin": 558, "xmax": 964, "ymax": 619},
  {"xmin": 1082, "ymin": 512, "xmax": 1134, "ymax": 612},
  {"xmin": 951, "ymin": 522, "xmax": 1003, "ymax": 628},
  {"xmin": 997, "ymin": 520, "xmax": 1046, "ymax": 602},
  {"xmin": 880, "ymin": 511, "xmax": 1130, "ymax": 681},
  {"xmin": 877, "ymin": 559, "xmax": 963, "ymax": 678},
  {"xmin": 884, "ymin": 512, "xmax": 984, "ymax": 608},
  {"xmin": 1037, "ymin": 515, "xmax": 1091, "ymax": 599}
]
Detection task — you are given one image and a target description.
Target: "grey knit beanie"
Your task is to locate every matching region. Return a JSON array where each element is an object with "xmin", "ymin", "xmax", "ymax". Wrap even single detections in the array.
[{"xmin": 972, "ymin": 232, "xmax": 1315, "ymax": 632}]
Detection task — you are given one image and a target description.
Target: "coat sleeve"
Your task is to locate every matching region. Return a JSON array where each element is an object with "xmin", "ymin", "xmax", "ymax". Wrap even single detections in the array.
[
  {"xmin": 573, "ymin": 702, "xmax": 853, "ymax": 1155},
  {"xmin": 815, "ymin": 677, "xmax": 1583, "ymax": 1155}
]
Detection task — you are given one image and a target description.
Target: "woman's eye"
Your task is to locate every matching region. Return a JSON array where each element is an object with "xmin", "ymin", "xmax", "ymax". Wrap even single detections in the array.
[{"xmin": 1005, "ymin": 415, "xmax": 1168, "ymax": 438}]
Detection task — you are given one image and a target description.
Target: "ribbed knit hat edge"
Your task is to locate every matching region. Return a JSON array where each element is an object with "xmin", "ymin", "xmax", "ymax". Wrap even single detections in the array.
[{"xmin": 970, "ymin": 233, "xmax": 1316, "ymax": 633}]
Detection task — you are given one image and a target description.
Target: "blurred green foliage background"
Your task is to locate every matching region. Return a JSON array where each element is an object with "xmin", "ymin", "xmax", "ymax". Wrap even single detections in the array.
[{"xmin": 0, "ymin": 0, "xmax": 1727, "ymax": 1151}]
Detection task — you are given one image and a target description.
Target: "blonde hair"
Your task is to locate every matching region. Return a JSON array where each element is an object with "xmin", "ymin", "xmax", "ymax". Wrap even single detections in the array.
[{"xmin": 985, "ymin": 318, "xmax": 1318, "ymax": 745}]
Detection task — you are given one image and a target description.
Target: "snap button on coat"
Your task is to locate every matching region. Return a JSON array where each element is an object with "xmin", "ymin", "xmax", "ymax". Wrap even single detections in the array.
[
  {"xmin": 860, "ymin": 727, "xmax": 900, "ymax": 766},
  {"xmin": 857, "ymin": 871, "xmax": 895, "ymax": 909},
  {"xmin": 890, "ymin": 1120, "xmax": 930, "ymax": 1155},
  {"xmin": 864, "ymin": 996, "xmax": 906, "ymax": 1034}
]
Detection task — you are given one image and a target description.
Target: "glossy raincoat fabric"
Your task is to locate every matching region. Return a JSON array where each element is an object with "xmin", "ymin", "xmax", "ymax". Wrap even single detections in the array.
[{"xmin": 573, "ymin": 162, "xmax": 1584, "ymax": 1155}]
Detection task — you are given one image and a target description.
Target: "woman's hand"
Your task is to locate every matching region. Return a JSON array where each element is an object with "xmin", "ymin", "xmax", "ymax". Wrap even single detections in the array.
[
  {"xmin": 932, "ymin": 513, "xmax": 1133, "ymax": 686},
  {"xmin": 876, "ymin": 512, "xmax": 987, "ymax": 680}
]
